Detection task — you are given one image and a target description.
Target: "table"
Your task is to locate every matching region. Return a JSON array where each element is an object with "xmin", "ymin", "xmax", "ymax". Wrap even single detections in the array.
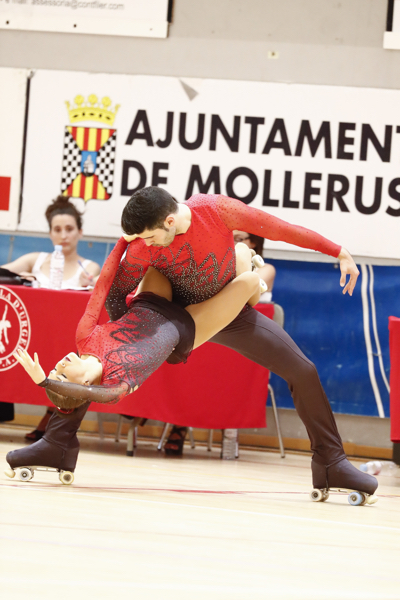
[
  {"xmin": 389, "ymin": 316, "xmax": 400, "ymax": 443},
  {"xmin": 0, "ymin": 285, "xmax": 273, "ymax": 429}
]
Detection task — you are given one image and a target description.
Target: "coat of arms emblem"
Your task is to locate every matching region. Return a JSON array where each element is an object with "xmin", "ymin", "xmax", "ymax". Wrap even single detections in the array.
[{"xmin": 61, "ymin": 94, "xmax": 119, "ymax": 202}]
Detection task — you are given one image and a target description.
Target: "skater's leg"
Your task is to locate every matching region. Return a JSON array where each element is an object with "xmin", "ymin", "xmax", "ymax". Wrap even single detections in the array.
[
  {"xmin": 7, "ymin": 402, "xmax": 89, "ymax": 472},
  {"xmin": 235, "ymin": 242, "xmax": 261, "ymax": 306},
  {"xmin": 210, "ymin": 308, "xmax": 377, "ymax": 493},
  {"xmin": 135, "ymin": 266, "xmax": 172, "ymax": 301},
  {"xmin": 186, "ymin": 271, "xmax": 260, "ymax": 349}
]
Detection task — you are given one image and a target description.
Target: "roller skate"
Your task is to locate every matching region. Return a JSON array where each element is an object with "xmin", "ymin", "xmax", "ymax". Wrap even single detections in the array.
[
  {"xmin": 310, "ymin": 457, "xmax": 378, "ymax": 506},
  {"xmin": 251, "ymin": 252, "xmax": 265, "ymax": 270},
  {"xmin": 249, "ymin": 251, "xmax": 268, "ymax": 293},
  {"xmin": 5, "ymin": 438, "xmax": 78, "ymax": 485}
]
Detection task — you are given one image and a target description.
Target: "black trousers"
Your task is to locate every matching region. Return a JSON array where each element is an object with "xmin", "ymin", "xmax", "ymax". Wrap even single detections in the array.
[
  {"xmin": 210, "ymin": 307, "xmax": 345, "ymax": 465},
  {"xmin": 44, "ymin": 306, "xmax": 345, "ymax": 467}
]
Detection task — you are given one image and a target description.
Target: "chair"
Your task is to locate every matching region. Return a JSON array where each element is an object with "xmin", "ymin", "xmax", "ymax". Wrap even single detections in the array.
[
  {"xmin": 97, "ymin": 413, "xmax": 146, "ymax": 456},
  {"xmin": 157, "ymin": 425, "xmax": 196, "ymax": 451}
]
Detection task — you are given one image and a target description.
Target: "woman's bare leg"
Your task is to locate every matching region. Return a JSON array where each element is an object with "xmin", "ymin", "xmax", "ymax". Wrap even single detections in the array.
[
  {"xmin": 235, "ymin": 242, "xmax": 261, "ymax": 306},
  {"xmin": 135, "ymin": 267, "xmax": 172, "ymax": 301},
  {"xmin": 258, "ymin": 263, "xmax": 276, "ymax": 292},
  {"xmin": 186, "ymin": 270, "xmax": 260, "ymax": 349}
]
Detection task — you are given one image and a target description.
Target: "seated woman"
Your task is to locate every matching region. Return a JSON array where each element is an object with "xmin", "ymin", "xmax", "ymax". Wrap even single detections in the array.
[
  {"xmin": 12, "ymin": 239, "xmax": 262, "ymax": 414},
  {"xmin": 2, "ymin": 195, "xmax": 101, "ymax": 440},
  {"xmin": 3, "ymin": 195, "xmax": 100, "ymax": 289}
]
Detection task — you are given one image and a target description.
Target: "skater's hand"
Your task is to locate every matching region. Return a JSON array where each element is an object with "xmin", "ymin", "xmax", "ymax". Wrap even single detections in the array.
[
  {"xmin": 338, "ymin": 247, "xmax": 359, "ymax": 296},
  {"xmin": 13, "ymin": 349, "xmax": 46, "ymax": 385}
]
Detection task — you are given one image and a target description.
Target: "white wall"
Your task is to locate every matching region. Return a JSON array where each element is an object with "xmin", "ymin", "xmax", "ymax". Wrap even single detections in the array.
[{"xmin": 0, "ymin": 0, "xmax": 398, "ymax": 89}]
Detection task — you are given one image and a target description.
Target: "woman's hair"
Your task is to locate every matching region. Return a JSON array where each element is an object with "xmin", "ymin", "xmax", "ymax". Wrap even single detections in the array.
[
  {"xmin": 121, "ymin": 186, "xmax": 178, "ymax": 235},
  {"xmin": 45, "ymin": 388, "xmax": 86, "ymax": 410},
  {"xmin": 45, "ymin": 195, "xmax": 83, "ymax": 230},
  {"xmin": 248, "ymin": 234, "xmax": 264, "ymax": 257}
]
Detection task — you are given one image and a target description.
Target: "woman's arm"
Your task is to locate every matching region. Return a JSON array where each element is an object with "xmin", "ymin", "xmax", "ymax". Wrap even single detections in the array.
[
  {"xmin": 2, "ymin": 253, "xmax": 40, "ymax": 275},
  {"xmin": 78, "ymin": 260, "xmax": 101, "ymax": 287},
  {"xmin": 76, "ymin": 238, "xmax": 128, "ymax": 343},
  {"xmin": 38, "ymin": 377, "xmax": 131, "ymax": 405},
  {"xmin": 105, "ymin": 241, "xmax": 151, "ymax": 322},
  {"xmin": 13, "ymin": 348, "xmax": 131, "ymax": 405}
]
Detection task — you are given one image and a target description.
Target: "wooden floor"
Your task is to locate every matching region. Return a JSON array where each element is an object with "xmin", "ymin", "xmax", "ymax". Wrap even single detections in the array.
[{"xmin": 1, "ymin": 425, "xmax": 400, "ymax": 600}]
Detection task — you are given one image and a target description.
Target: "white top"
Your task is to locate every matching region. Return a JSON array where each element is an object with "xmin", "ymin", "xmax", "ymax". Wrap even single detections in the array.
[{"xmin": 32, "ymin": 253, "xmax": 91, "ymax": 289}]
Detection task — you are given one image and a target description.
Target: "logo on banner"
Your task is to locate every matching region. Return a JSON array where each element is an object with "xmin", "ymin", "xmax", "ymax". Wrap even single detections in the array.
[
  {"xmin": 0, "ymin": 287, "xmax": 31, "ymax": 372},
  {"xmin": 61, "ymin": 94, "xmax": 120, "ymax": 202}
]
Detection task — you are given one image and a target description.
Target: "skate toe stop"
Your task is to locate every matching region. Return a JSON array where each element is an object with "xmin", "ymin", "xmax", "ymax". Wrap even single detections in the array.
[
  {"xmin": 4, "ymin": 468, "xmax": 15, "ymax": 478},
  {"xmin": 366, "ymin": 494, "xmax": 378, "ymax": 505}
]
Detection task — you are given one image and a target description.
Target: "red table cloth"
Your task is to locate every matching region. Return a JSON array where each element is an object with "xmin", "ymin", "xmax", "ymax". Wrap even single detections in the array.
[
  {"xmin": 389, "ymin": 316, "xmax": 400, "ymax": 442},
  {"xmin": 0, "ymin": 285, "xmax": 273, "ymax": 429}
]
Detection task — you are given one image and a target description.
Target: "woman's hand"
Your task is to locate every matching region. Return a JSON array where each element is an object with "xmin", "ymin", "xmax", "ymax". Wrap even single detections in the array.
[
  {"xmin": 13, "ymin": 349, "xmax": 46, "ymax": 385},
  {"xmin": 79, "ymin": 271, "xmax": 94, "ymax": 288},
  {"xmin": 18, "ymin": 271, "xmax": 37, "ymax": 282}
]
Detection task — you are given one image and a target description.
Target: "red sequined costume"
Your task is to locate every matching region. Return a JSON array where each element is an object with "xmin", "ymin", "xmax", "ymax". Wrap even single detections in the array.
[
  {"xmin": 7, "ymin": 194, "xmax": 379, "ymax": 497},
  {"xmin": 38, "ymin": 238, "xmax": 194, "ymax": 405},
  {"xmin": 104, "ymin": 194, "xmax": 346, "ymax": 468},
  {"xmin": 106, "ymin": 195, "xmax": 340, "ymax": 317}
]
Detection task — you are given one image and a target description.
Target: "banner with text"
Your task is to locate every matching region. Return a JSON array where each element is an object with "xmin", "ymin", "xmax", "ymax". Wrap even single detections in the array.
[
  {"xmin": 0, "ymin": 67, "xmax": 27, "ymax": 231},
  {"xmin": 20, "ymin": 69, "xmax": 400, "ymax": 258},
  {"xmin": 0, "ymin": 0, "xmax": 169, "ymax": 38}
]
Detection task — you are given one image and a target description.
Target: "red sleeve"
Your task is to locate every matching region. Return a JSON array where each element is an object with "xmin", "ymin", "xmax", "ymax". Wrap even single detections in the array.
[
  {"xmin": 76, "ymin": 237, "xmax": 128, "ymax": 345},
  {"xmin": 105, "ymin": 240, "xmax": 152, "ymax": 322},
  {"xmin": 216, "ymin": 196, "xmax": 341, "ymax": 258}
]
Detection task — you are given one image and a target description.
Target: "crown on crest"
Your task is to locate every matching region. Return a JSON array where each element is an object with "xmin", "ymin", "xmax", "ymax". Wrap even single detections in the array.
[{"xmin": 65, "ymin": 94, "xmax": 120, "ymax": 126}]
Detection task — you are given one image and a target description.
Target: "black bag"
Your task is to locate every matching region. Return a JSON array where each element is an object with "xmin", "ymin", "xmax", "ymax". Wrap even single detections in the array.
[{"xmin": 0, "ymin": 267, "xmax": 33, "ymax": 286}]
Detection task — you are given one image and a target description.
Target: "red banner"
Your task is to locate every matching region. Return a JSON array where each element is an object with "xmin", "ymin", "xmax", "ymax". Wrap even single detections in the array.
[{"xmin": 1, "ymin": 286, "xmax": 272, "ymax": 429}]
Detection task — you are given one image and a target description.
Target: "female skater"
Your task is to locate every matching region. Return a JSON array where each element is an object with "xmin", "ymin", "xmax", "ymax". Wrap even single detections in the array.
[{"xmin": 12, "ymin": 237, "xmax": 261, "ymax": 412}]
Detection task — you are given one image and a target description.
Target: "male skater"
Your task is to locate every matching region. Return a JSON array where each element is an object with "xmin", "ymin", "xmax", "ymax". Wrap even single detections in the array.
[{"xmin": 7, "ymin": 187, "xmax": 377, "ymax": 499}]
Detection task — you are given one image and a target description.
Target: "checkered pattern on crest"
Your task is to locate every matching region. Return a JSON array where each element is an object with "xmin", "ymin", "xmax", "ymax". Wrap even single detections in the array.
[
  {"xmin": 61, "ymin": 129, "xmax": 82, "ymax": 192},
  {"xmin": 95, "ymin": 131, "xmax": 116, "ymax": 195}
]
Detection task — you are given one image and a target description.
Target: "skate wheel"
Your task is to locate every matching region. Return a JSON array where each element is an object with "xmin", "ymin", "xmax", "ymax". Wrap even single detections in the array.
[
  {"xmin": 322, "ymin": 490, "xmax": 329, "ymax": 501},
  {"xmin": 310, "ymin": 489, "xmax": 325, "ymax": 502},
  {"xmin": 17, "ymin": 467, "xmax": 33, "ymax": 482},
  {"xmin": 252, "ymin": 255, "xmax": 265, "ymax": 269},
  {"xmin": 59, "ymin": 471, "xmax": 74, "ymax": 485},
  {"xmin": 4, "ymin": 468, "xmax": 15, "ymax": 479},
  {"xmin": 366, "ymin": 494, "xmax": 378, "ymax": 505},
  {"xmin": 348, "ymin": 491, "xmax": 366, "ymax": 506},
  {"xmin": 260, "ymin": 280, "xmax": 268, "ymax": 294}
]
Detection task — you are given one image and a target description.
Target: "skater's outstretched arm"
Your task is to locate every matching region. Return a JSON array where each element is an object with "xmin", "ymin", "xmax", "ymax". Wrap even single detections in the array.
[
  {"xmin": 215, "ymin": 195, "xmax": 359, "ymax": 295},
  {"xmin": 76, "ymin": 237, "xmax": 128, "ymax": 344}
]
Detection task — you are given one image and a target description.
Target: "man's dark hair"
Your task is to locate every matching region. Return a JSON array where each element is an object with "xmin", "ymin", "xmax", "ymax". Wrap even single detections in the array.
[{"xmin": 121, "ymin": 186, "xmax": 178, "ymax": 235}]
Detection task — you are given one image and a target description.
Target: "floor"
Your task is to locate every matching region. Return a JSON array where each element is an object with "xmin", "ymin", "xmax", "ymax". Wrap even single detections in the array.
[{"xmin": 1, "ymin": 424, "xmax": 400, "ymax": 600}]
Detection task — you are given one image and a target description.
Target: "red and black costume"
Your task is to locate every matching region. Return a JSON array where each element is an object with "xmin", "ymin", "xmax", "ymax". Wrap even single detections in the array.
[
  {"xmin": 106, "ymin": 195, "xmax": 340, "ymax": 316},
  {"xmin": 38, "ymin": 238, "xmax": 195, "ymax": 407},
  {"xmin": 6, "ymin": 195, "xmax": 378, "ymax": 496},
  {"xmin": 101, "ymin": 195, "xmax": 346, "ymax": 468}
]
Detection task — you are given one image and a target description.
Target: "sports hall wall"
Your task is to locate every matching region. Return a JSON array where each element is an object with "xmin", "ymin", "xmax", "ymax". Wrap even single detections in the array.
[{"xmin": 0, "ymin": 0, "xmax": 399, "ymax": 420}]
